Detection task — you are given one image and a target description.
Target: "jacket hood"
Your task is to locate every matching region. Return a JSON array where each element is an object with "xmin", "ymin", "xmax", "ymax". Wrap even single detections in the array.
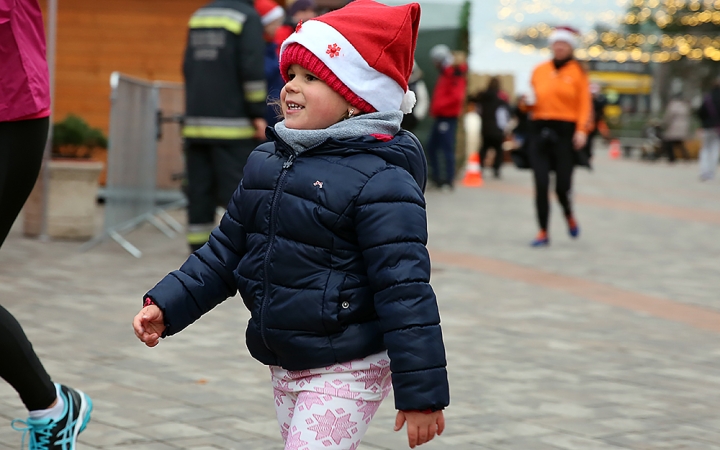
[{"xmin": 266, "ymin": 128, "xmax": 428, "ymax": 192}]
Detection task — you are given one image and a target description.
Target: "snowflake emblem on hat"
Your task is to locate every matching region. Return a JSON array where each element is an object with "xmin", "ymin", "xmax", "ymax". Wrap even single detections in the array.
[
  {"xmin": 295, "ymin": 20, "xmax": 303, "ymax": 33},
  {"xmin": 326, "ymin": 43, "xmax": 341, "ymax": 58}
]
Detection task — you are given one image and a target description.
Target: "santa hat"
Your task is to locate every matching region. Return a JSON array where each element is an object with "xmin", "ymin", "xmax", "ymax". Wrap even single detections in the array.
[
  {"xmin": 548, "ymin": 26, "xmax": 581, "ymax": 49},
  {"xmin": 255, "ymin": 0, "xmax": 285, "ymax": 26},
  {"xmin": 279, "ymin": 0, "xmax": 421, "ymax": 114}
]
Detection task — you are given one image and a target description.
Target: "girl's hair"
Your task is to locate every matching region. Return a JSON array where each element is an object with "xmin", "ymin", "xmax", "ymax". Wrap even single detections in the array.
[
  {"xmin": 268, "ymin": 96, "xmax": 284, "ymax": 122},
  {"xmin": 487, "ymin": 77, "xmax": 500, "ymax": 93}
]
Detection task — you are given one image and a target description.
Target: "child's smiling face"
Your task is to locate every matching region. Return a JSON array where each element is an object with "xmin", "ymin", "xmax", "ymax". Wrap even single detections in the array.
[{"xmin": 280, "ymin": 64, "xmax": 352, "ymax": 130}]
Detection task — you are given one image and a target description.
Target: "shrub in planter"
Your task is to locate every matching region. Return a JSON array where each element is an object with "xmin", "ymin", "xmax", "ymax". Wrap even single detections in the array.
[
  {"xmin": 24, "ymin": 114, "xmax": 107, "ymax": 239},
  {"xmin": 52, "ymin": 114, "xmax": 108, "ymax": 185}
]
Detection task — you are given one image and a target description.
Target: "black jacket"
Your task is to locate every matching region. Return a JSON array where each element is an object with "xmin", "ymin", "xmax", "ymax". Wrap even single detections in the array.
[
  {"xmin": 182, "ymin": 0, "xmax": 267, "ymax": 142},
  {"xmin": 698, "ymin": 87, "xmax": 720, "ymax": 129},
  {"xmin": 147, "ymin": 128, "xmax": 450, "ymax": 412},
  {"xmin": 474, "ymin": 90, "xmax": 509, "ymax": 141}
]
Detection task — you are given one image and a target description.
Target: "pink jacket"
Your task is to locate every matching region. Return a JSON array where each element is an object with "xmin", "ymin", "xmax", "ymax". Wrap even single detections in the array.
[{"xmin": 0, "ymin": 0, "xmax": 50, "ymax": 122}]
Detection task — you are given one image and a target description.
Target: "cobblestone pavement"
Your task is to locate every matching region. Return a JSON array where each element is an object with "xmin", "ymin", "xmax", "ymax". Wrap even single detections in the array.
[{"xmin": 0, "ymin": 150, "xmax": 718, "ymax": 449}]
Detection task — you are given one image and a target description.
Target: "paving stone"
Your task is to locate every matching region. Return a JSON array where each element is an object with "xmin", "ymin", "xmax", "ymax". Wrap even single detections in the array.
[{"xmin": 1, "ymin": 149, "xmax": 719, "ymax": 448}]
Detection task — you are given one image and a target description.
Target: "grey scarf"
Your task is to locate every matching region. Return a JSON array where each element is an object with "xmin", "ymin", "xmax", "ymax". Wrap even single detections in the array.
[{"xmin": 273, "ymin": 110, "xmax": 403, "ymax": 154}]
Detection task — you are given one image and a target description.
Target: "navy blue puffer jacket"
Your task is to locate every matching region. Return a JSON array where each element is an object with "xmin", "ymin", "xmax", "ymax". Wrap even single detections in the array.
[{"xmin": 146, "ymin": 128, "xmax": 449, "ymax": 411}]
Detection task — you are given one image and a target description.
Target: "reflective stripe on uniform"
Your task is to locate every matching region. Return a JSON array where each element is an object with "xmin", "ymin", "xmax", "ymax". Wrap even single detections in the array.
[
  {"xmin": 183, "ymin": 117, "xmax": 255, "ymax": 140},
  {"xmin": 187, "ymin": 232, "xmax": 212, "ymax": 245},
  {"xmin": 187, "ymin": 224, "xmax": 214, "ymax": 245},
  {"xmin": 189, "ymin": 8, "xmax": 247, "ymax": 34},
  {"xmin": 244, "ymin": 80, "xmax": 268, "ymax": 103}
]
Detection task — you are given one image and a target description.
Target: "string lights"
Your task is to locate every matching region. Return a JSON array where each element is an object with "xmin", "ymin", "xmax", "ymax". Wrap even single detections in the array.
[{"xmin": 503, "ymin": 0, "xmax": 720, "ymax": 62}]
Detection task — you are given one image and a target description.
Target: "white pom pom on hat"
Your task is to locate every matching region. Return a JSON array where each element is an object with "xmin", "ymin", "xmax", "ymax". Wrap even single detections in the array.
[{"xmin": 400, "ymin": 90, "xmax": 417, "ymax": 114}]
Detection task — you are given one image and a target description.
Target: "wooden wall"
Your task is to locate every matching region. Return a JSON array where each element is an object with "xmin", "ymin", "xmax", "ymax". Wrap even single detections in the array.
[{"xmin": 42, "ymin": 0, "xmax": 207, "ymax": 133}]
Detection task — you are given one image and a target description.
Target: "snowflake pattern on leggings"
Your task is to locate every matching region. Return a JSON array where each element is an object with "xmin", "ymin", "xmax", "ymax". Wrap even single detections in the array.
[
  {"xmin": 271, "ymin": 351, "xmax": 391, "ymax": 449},
  {"xmin": 307, "ymin": 409, "xmax": 358, "ymax": 445},
  {"xmin": 285, "ymin": 426, "xmax": 309, "ymax": 450}
]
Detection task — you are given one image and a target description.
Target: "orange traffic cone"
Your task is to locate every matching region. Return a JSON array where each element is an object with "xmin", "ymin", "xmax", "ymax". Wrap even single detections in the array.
[
  {"xmin": 462, "ymin": 152, "xmax": 483, "ymax": 187},
  {"xmin": 609, "ymin": 139, "xmax": 621, "ymax": 159}
]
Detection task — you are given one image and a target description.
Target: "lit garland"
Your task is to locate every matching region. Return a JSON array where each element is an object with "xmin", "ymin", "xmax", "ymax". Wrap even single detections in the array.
[
  {"xmin": 622, "ymin": 0, "xmax": 720, "ymax": 28},
  {"xmin": 506, "ymin": 0, "xmax": 720, "ymax": 63}
]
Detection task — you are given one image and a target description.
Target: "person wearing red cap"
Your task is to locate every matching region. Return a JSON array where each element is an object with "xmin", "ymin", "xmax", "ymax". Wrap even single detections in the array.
[
  {"xmin": 274, "ymin": 0, "xmax": 318, "ymax": 53},
  {"xmin": 134, "ymin": 1, "xmax": 448, "ymax": 449},
  {"xmin": 255, "ymin": 0, "xmax": 286, "ymax": 127},
  {"xmin": 427, "ymin": 44, "xmax": 468, "ymax": 190},
  {"xmin": 522, "ymin": 26, "xmax": 591, "ymax": 247}
]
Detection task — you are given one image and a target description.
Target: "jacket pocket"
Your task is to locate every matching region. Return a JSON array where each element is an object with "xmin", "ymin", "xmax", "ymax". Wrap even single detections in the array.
[{"xmin": 321, "ymin": 271, "xmax": 346, "ymax": 334}]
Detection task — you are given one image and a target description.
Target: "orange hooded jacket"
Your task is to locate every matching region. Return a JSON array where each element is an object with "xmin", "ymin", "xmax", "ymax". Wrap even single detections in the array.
[{"xmin": 528, "ymin": 59, "xmax": 592, "ymax": 133}]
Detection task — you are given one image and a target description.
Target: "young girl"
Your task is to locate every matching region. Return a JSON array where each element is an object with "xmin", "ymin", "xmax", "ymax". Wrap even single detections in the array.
[{"xmin": 133, "ymin": 2, "xmax": 449, "ymax": 448}]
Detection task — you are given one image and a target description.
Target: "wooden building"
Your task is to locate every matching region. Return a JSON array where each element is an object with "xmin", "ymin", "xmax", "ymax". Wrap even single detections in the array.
[
  {"xmin": 41, "ymin": 0, "xmax": 352, "ymax": 133},
  {"xmin": 42, "ymin": 0, "xmax": 208, "ymax": 133}
]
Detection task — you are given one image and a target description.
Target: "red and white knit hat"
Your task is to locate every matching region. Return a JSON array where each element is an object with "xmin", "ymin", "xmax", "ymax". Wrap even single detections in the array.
[
  {"xmin": 548, "ymin": 26, "xmax": 581, "ymax": 49},
  {"xmin": 279, "ymin": 0, "xmax": 421, "ymax": 114},
  {"xmin": 255, "ymin": 0, "xmax": 285, "ymax": 26}
]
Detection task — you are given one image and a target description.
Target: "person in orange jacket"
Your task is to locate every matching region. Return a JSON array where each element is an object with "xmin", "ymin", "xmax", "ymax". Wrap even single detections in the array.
[{"xmin": 522, "ymin": 26, "xmax": 591, "ymax": 247}]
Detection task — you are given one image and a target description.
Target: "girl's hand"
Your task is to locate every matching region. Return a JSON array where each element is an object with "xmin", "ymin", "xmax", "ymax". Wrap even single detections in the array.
[
  {"xmin": 394, "ymin": 410, "xmax": 445, "ymax": 448},
  {"xmin": 132, "ymin": 305, "xmax": 166, "ymax": 347}
]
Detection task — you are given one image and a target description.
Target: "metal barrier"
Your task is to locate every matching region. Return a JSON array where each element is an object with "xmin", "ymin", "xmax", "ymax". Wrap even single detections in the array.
[{"xmin": 81, "ymin": 72, "xmax": 185, "ymax": 258}]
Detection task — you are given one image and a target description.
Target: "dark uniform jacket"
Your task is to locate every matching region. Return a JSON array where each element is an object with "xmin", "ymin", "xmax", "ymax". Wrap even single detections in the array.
[
  {"xmin": 146, "ymin": 128, "xmax": 450, "ymax": 412},
  {"xmin": 698, "ymin": 87, "xmax": 720, "ymax": 130},
  {"xmin": 183, "ymin": 0, "xmax": 267, "ymax": 143}
]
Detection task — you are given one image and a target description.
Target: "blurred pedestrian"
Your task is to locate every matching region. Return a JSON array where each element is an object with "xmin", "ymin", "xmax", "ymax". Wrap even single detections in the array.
[
  {"xmin": 513, "ymin": 95, "xmax": 531, "ymax": 144},
  {"xmin": 427, "ymin": 45, "xmax": 468, "ymax": 190},
  {"xmin": 661, "ymin": 93, "xmax": 691, "ymax": 163},
  {"xmin": 523, "ymin": 26, "xmax": 591, "ymax": 247},
  {"xmin": 506, "ymin": 94, "xmax": 532, "ymax": 169},
  {"xmin": 581, "ymin": 82, "xmax": 608, "ymax": 165},
  {"xmin": 182, "ymin": 0, "xmax": 268, "ymax": 252},
  {"xmin": 134, "ymin": 2, "xmax": 448, "ymax": 449},
  {"xmin": 401, "ymin": 61, "xmax": 430, "ymax": 133},
  {"xmin": 255, "ymin": 0, "xmax": 286, "ymax": 126},
  {"xmin": 1, "ymin": 0, "xmax": 93, "ymax": 447},
  {"xmin": 275, "ymin": 0, "xmax": 317, "ymax": 50},
  {"xmin": 697, "ymin": 80, "xmax": 720, "ymax": 180},
  {"xmin": 474, "ymin": 77, "xmax": 510, "ymax": 178}
]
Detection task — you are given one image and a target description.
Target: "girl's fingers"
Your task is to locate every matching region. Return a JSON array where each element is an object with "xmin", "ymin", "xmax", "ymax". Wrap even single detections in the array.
[
  {"xmin": 437, "ymin": 414, "xmax": 445, "ymax": 435},
  {"xmin": 408, "ymin": 425, "xmax": 418, "ymax": 448},
  {"xmin": 394, "ymin": 412, "xmax": 406, "ymax": 431},
  {"xmin": 133, "ymin": 321, "xmax": 143, "ymax": 339},
  {"xmin": 417, "ymin": 426, "xmax": 428, "ymax": 446},
  {"xmin": 133, "ymin": 314, "xmax": 145, "ymax": 335},
  {"xmin": 427, "ymin": 424, "xmax": 436, "ymax": 442},
  {"xmin": 146, "ymin": 335, "xmax": 159, "ymax": 347}
]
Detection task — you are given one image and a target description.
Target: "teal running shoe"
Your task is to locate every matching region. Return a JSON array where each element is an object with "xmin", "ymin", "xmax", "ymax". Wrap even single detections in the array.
[{"xmin": 12, "ymin": 384, "xmax": 92, "ymax": 449}]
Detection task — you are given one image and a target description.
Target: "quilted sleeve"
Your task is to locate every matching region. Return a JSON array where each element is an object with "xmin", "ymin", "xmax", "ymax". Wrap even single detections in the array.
[
  {"xmin": 145, "ymin": 186, "xmax": 246, "ymax": 336},
  {"xmin": 353, "ymin": 167, "xmax": 450, "ymax": 411}
]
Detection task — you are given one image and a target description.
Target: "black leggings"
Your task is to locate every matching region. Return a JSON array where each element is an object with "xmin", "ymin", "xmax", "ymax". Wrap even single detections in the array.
[
  {"xmin": 529, "ymin": 120, "xmax": 576, "ymax": 231},
  {"xmin": 0, "ymin": 117, "xmax": 57, "ymax": 411},
  {"xmin": 480, "ymin": 135, "xmax": 504, "ymax": 175}
]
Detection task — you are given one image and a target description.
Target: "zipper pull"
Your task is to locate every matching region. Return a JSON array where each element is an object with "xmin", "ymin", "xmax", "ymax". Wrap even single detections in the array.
[{"xmin": 283, "ymin": 155, "xmax": 296, "ymax": 169}]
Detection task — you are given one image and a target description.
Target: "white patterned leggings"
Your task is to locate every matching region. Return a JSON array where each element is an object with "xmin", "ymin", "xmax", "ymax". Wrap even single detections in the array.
[{"xmin": 271, "ymin": 351, "xmax": 392, "ymax": 450}]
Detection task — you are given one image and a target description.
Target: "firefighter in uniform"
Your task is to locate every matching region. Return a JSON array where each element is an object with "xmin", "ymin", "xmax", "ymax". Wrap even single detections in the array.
[{"xmin": 183, "ymin": 0, "xmax": 267, "ymax": 252}]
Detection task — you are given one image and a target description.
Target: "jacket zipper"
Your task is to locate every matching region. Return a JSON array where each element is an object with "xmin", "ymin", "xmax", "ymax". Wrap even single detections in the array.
[
  {"xmin": 259, "ymin": 152, "xmax": 296, "ymax": 350},
  {"xmin": 257, "ymin": 138, "xmax": 333, "ymax": 351}
]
